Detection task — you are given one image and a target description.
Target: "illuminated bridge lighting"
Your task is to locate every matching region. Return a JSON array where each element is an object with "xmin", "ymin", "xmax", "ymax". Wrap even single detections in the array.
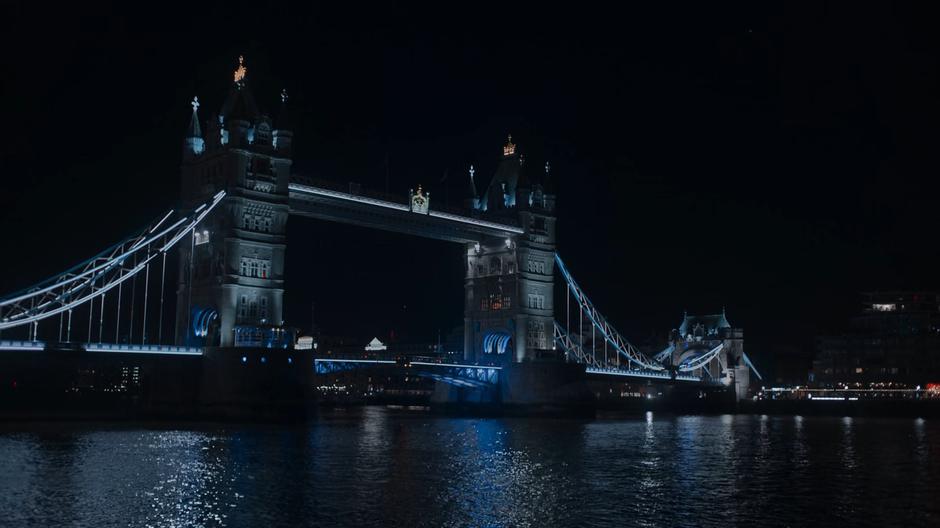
[
  {"xmin": 85, "ymin": 344, "xmax": 204, "ymax": 356},
  {"xmin": 0, "ymin": 341, "xmax": 204, "ymax": 355},
  {"xmin": 585, "ymin": 367, "xmax": 703, "ymax": 382},
  {"xmin": 314, "ymin": 358, "xmax": 398, "ymax": 365},
  {"xmin": 409, "ymin": 361, "xmax": 502, "ymax": 370},
  {"xmin": 313, "ymin": 358, "xmax": 500, "ymax": 387},
  {"xmin": 0, "ymin": 340, "xmax": 46, "ymax": 351}
]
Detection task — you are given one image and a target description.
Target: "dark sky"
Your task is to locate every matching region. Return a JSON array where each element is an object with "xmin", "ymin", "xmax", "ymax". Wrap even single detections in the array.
[{"xmin": 2, "ymin": 2, "xmax": 938, "ymax": 376}]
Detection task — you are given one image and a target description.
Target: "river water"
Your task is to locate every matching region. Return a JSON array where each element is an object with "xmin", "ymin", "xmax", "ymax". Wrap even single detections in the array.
[{"xmin": 0, "ymin": 409, "xmax": 937, "ymax": 527}]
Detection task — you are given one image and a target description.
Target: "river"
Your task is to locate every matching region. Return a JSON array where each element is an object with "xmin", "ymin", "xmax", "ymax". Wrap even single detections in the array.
[{"xmin": 1, "ymin": 409, "xmax": 937, "ymax": 527}]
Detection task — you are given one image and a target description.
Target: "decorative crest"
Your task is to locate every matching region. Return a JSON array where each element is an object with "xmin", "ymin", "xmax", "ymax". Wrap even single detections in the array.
[
  {"xmin": 233, "ymin": 55, "xmax": 247, "ymax": 83},
  {"xmin": 280, "ymin": 89, "xmax": 289, "ymax": 103},
  {"xmin": 545, "ymin": 161, "xmax": 551, "ymax": 175},
  {"xmin": 410, "ymin": 185, "xmax": 430, "ymax": 214},
  {"xmin": 191, "ymin": 96, "xmax": 200, "ymax": 112},
  {"xmin": 503, "ymin": 134, "xmax": 516, "ymax": 156}
]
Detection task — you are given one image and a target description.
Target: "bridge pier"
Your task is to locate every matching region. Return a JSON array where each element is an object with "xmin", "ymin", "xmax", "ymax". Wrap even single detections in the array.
[
  {"xmin": 195, "ymin": 347, "xmax": 312, "ymax": 420},
  {"xmin": 430, "ymin": 362, "xmax": 594, "ymax": 416}
]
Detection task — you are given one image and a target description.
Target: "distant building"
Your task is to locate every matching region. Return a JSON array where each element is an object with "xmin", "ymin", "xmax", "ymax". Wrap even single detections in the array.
[
  {"xmin": 364, "ymin": 337, "xmax": 388, "ymax": 351},
  {"xmin": 812, "ymin": 292, "xmax": 940, "ymax": 388}
]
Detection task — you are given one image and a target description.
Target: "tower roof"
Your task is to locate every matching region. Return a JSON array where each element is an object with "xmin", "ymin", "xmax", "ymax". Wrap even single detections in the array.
[
  {"xmin": 678, "ymin": 311, "xmax": 732, "ymax": 336},
  {"xmin": 481, "ymin": 134, "xmax": 522, "ymax": 210},
  {"xmin": 220, "ymin": 55, "xmax": 260, "ymax": 123}
]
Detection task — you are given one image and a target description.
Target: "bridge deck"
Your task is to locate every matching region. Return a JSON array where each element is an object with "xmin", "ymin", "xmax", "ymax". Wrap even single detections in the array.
[{"xmin": 288, "ymin": 180, "xmax": 523, "ymax": 243}]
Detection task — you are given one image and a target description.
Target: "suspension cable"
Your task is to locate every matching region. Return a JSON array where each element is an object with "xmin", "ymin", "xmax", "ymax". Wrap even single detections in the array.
[
  {"xmin": 115, "ymin": 271, "xmax": 123, "ymax": 342},
  {"xmin": 158, "ymin": 251, "xmax": 166, "ymax": 344},
  {"xmin": 128, "ymin": 253, "xmax": 137, "ymax": 343},
  {"xmin": 141, "ymin": 260, "xmax": 150, "ymax": 344},
  {"xmin": 98, "ymin": 291, "xmax": 105, "ymax": 343}
]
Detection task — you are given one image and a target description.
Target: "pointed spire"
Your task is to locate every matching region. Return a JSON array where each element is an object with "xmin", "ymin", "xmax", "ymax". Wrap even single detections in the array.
[
  {"xmin": 468, "ymin": 164, "xmax": 478, "ymax": 198},
  {"xmin": 517, "ymin": 155, "xmax": 531, "ymax": 189},
  {"xmin": 186, "ymin": 96, "xmax": 203, "ymax": 139},
  {"xmin": 275, "ymin": 89, "xmax": 292, "ymax": 131},
  {"xmin": 542, "ymin": 158, "xmax": 555, "ymax": 193},
  {"xmin": 233, "ymin": 55, "xmax": 247, "ymax": 85},
  {"xmin": 183, "ymin": 96, "xmax": 205, "ymax": 158},
  {"xmin": 503, "ymin": 133, "xmax": 516, "ymax": 157},
  {"xmin": 273, "ymin": 88, "xmax": 293, "ymax": 153}
]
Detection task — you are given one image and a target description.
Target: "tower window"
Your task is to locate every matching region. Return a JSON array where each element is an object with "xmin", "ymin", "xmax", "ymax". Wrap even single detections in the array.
[
  {"xmin": 527, "ymin": 294, "xmax": 545, "ymax": 310},
  {"xmin": 239, "ymin": 295, "xmax": 249, "ymax": 318},
  {"xmin": 240, "ymin": 257, "xmax": 272, "ymax": 279},
  {"xmin": 526, "ymin": 259, "xmax": 545, "ymax": 274}
]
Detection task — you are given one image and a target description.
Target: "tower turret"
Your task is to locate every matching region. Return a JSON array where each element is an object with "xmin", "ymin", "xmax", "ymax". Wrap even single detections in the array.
[
  {"xmin": 482, "ymin": 134, "xmax": 521, "ymax": 212},
  {"xmin": 220, "ymin": 56, "xmax": 258, "ymax": 147},
  {"xmin": 273, "ymin": 89, "xmax": 293, "ymax": 154},
  {"xmin": 465, "ymin": 164, "xmax": 480, "ymax": 210},
  {"xmin": 182, "ymin": 96, "xmax": 205, "ymax": 160}
]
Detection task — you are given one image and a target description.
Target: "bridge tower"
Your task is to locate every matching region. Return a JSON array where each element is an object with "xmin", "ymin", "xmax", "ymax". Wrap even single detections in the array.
[
  {"xmin": 463, "ymin": 136, "xmax": 557, "ymax": 364},
  {"xmin": 669, "ymin": 311, "xmax": 751, "ymax": 399},
  {"xmin": 176, "ymin": 56, "xmax": 293, "ymax": 347}
]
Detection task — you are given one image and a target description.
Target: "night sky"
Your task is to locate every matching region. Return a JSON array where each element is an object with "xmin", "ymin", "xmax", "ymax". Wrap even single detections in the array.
[{"xmin": 2, "ymin": 3, "xmax": 938, "ymax": 378}]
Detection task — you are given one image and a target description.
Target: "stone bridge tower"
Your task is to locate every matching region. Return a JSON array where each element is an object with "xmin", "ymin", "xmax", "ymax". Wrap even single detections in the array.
[
  {"xmin": 463, "ymin": 136, "xmax": 557, "ymax": 365},
  {"xmin": 176, "ymin": 56, "xmax": 293, "ymax": 347},
  {"xmin": 669, "ymin": 311, "xmax": 751, "ymax": 399}
]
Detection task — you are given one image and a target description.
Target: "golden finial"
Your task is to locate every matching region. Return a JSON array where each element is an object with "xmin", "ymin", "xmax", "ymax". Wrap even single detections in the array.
[
  {"xmin": 234, "ymin": 55, "xmax": 247, "ymax": 83},
  {"xmin": 503, "ymin": 134, "xmax": 516, "ymax": 156}
]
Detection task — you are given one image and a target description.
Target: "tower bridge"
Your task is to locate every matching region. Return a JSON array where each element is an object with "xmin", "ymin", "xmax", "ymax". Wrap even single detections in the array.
[{"xmin": 0, "ymin": 57, "xmax": 762, "ymax": 413}]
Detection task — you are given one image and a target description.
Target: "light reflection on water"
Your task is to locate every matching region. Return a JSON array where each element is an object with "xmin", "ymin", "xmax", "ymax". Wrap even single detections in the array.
[{"xmin": 0, "ymin": 412, "xmax": 938, "ymax": 527}]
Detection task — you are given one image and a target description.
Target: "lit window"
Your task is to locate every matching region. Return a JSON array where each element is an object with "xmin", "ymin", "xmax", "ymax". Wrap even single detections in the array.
[
  {"xmin": 872, "ymin": 303, "xmax": 896, "ymax": 312},
  {"xmin": 490, "ymin": 293, "xmax": 502, "ymax": 310}
]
